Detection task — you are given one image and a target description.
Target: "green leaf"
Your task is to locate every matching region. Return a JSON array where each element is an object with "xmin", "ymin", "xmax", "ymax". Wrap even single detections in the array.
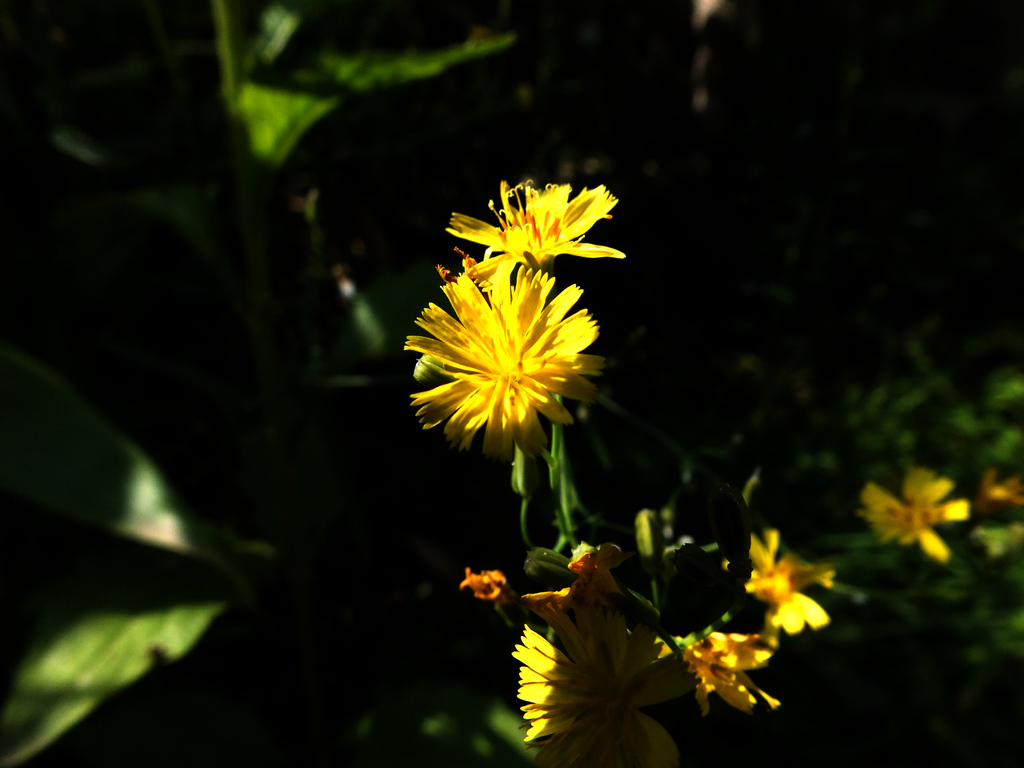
[
  {"xmin": 252, "ymin": 0, "xmax": 309, "ymax": 65},
  {"xmin": 0, "ymin": 550, "xmax": 227, "ymax": 766},
  {"xmin": 49, "ymin": 125, "xmax": 119, "ymax": 168},
  {"xmin": 298, "ymin": 33, "xmax": 517, "ymax": 94},
  {"xmin": 0, "ymin": 343, "xmax": 245, "ymax": 581},
  {"xmin": 353, "ymin": 682, "xmax": 532, "ymax": 768},
  {"xmin": 237, "ymin": 33, "xmax": 515, "ymax": 172},
  {"xmin": 236, "ymin": 82, "xmax": 339, "ymax": 170},
  {"xmin": 53, "ymin": 185, "xmax": 238, "ymax": 301},
  {"xmin": 328, "ymin": 260, "xmax": 445, "ymax": 371}
]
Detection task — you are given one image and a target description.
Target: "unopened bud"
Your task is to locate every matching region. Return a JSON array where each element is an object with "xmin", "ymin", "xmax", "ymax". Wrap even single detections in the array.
[
  {"xmin": 413, "ymin": 355, "xmax": 455, "ymax": 388},
  {"xmin": 608, "ymin": 588, "xmax": 662, "ymax": 629},
  {"xmin": 511, "ymin": 445, "xmax": 539, "ymax": 498},
  {"xmin": 708, "ymin": 485, "xmax": 752, "ymax": 582},
  {"xmin": 661, "ymin": 546, "xmax": 678, "ymax": 580},
  {"xmin": 674, "ymin": 542, "xmax": 727, "ymax": 587},
  {"xmin": 635, "ymin": 509, "xmax": 665, "ymax": 578},
  {"xmin": 523, "ymin": 548, "xmax": 576, "ymax": 590}
]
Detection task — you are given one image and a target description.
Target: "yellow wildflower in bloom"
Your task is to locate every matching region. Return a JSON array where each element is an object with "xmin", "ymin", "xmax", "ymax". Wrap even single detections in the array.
[
  {"xmin": 459, "ymin": 568, "xmax": 518, "ymax": 604},
  {"xmin": 405, "ymin": 261, "xmax": 603, "ymax": 461},
  {"xmin": 974, "ymin": 468, "xmax": 1024, "ymax": 516},
  {"xmin": 858, "ymin": 467, "xmax": 970, "ymax": 563},
  {"xmin": 519, "ymin": 543, "xmax": 630, "ymax": 615},
  {"xmin": 514, "ymin": 604, "xmax": 695, "ymax": 768},
  {"xmin": 447, "ymin": 181, "xmax": 625, "ymax": 280},
  {"xmin": 744, "ymin": 529, "xmax": 833, "ymax": 642},
  {"xmin": 683, "ymin": 632, "xmax": 780, "ymax": 716}
]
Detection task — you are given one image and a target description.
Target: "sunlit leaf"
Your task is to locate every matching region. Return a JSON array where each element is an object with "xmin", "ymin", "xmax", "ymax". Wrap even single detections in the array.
[
  {"xmin": 237, "ymin": 82, "xmax": 339, "ymax": 170},
  {"xmin": 237, "ymin": 33, "xmax": 515, "ymax": 173},
  {"xmin": 298, "ymin": 33, "xmax": 517, "ymax": 94},
  {"xmin": 0, "ymin": 343, "xmax": 244, "ymax": 582},
  {"xmin": 0, "ymin": 551, "xmax": 227, "ymax": 766}
]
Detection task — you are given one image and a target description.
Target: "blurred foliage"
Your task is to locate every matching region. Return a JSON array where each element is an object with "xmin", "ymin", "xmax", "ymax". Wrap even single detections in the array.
[{"xmin": 0, "ymin": 0, "xmax": 1023, "ymax": 766}]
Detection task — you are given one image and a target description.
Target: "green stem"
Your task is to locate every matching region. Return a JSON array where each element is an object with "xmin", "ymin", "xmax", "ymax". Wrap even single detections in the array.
[
  {"xmin": 211, "ymin": 2, "xmax": 325, "ymax": 764},
  {"xmin": 677, "ymin": 588, "xmax": 748, "ymax": 648},
  {"xmin": 655, "ymin": 626, "xmax": 683, "ymax": 656},
  {"xmin": 543, "ymin": 422, "xmax": 578, "ymax": 551},
  {"xmin": 520, "ymin": 496, "xmax": 535, "ymax": 550},
  {"xmin": 142, "ymin": 0, "xmax": 186, "ymax": 95},
  {"xmin": 210, "ymin": 0, "xmax": 244, "ymax": 101}
]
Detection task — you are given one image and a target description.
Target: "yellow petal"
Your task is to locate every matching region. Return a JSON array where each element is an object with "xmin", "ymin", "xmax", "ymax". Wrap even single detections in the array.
[
  {"xmin": 446, "ymin": 213, "xmax": 501, "ymax": 246},
  {"xmin": 791, "ymin": 592, "xmax": 830, "ymax": 630},
  {"xmin": 776, "ymin": 600, "xmax": 808, "ymax": 635},
  {"xmin": 917, "ymin": 527, "xmax": 952, "ymax": 564},
  {"xmin": 859, "ymin": 481, "xmax": 902, "ymax": 514},
  {"xmin": 903, "ymin": 466, "xmax": 954, "ymax": 505},
  {"xmin": 939, "ymin": 498, "xmax": 970, "ymax": 522}
]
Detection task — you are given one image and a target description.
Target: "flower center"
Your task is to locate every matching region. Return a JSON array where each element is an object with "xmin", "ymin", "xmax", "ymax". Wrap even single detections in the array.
[{"xmin": 893, "ymin": 502, "xmax": 938, "ymax": 531}]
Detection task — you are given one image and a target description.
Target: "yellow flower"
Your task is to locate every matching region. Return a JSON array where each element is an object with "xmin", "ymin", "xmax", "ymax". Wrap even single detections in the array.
[
  {"xmin": 683, "ymin": 633, "xmax": 780, "ymax": 716},
  {"xmin": 405, "ymin": 261, "xmax": 603, "ymax": 461},
  {"xmin": 520, "ymin": 543, "xmax": 631, "ymax": 615},
  {"xmin": 859, "ymin": 467, "xmax": 970, "ymax": 563},
  {"xmin": 974, "ymin": 468, "xmax": 1024, "ymax": 516},
  {"xmin": 459, "ymin": 568, "xmax": 518, "ymax": 604},
  {"xmin": 447, "ymin": 181, "xmax": 625, "ymax": 279},
  {"xmin": 745, "ymin": 529, "xmax": 833, "ymax": 642},
  {"xmin": 514, "ymin": 605, "xmax": 695, "ymax": 768}
]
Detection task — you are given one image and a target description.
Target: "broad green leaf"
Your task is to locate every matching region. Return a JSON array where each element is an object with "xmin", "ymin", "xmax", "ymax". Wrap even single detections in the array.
[
  {"xmin": 0, "ymin": 343, "xmax": 244, "ymax": 581},
  {"xmin": 237, "ymin": 33, "xmax": 515, "ymax": 172},
  {"xmin": 0, "ymin": 551, "xmax": 227, "ymax": 766},
  {"xmin": 236, "ymin": 82, "xmax": 339, "ymax": 170},
  {"xmin": 299, "ymin": 33, "xmax": 517, "ymax": 94}
]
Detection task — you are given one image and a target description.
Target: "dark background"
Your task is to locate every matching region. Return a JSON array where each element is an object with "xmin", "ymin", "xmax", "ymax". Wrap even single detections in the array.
[{"xmin": 2, "ymin": 1, "xmax": 1024, "ymax": 766}]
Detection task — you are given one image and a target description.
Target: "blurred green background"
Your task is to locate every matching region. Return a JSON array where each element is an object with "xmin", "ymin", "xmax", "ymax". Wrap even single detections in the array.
[{"xmin": 1, "ymin": 0, "xmax": 1024, "ymax": 766}]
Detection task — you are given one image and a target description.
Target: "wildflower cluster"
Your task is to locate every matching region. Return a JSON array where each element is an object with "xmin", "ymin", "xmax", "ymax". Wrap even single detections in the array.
[{"xmin": 405, "ymin": 181, "xmax": 1024, "ymax": 767}]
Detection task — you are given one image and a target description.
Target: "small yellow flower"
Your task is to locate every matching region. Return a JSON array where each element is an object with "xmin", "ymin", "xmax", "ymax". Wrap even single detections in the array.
[
  {"xmin": 514, "ymin": 605, "xmax": 695, "ymax": 768},
  {"xmin": 447, "ymin": 181, "xmax": 624, "ymax": 279},
  {"xmin": 683, "ymin": 633, "xmax": 780, "ymax": 716},
  {"xmin": 405, "ymin": 261, "xmax": 603, "ymax": 461},
  {"xmin": 519, "ymin": 543, "xmax": 631, "ymax": 615},
  {"xmin": 459, "ymin": 568, "xmax": 518, "ymax": 604},
  {"xmin": 859, "ymin": 467, "xmax": 970, "ymax": 563},
  {"xmin": 744, "ymin": 529, "xmax": 833, "ymax": 642},
  {"xmin": 974, "ymin": 468, "xmax": 1024, "ymax": 516}
]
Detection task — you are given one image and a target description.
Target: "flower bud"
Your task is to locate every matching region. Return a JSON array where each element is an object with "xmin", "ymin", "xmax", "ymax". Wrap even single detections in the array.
[
  {"xmin": 511, "ymin": 445, "xmax": 539, "ymax": 498},
  {"xmin": 661, "ymin": 546, "xmax": 679, "ymax": 580},
  {"xmin": 523, "ymin": 548, "xmax": 577, "ymax": 590},
  {"xmin": 634, "ymin": 509, "xmax": 665, "ymax": 578},
  {"xmin": 708, "ymin": 485, "xmax": 753, "ymax": 582},
  {"xmin": 608, "ymin": 587, "xmax": 662, "ymax": 630},
  {"xmin": 674, "ymin": 542, "xmax": 728, "ymax": 587},
  {"xmin": 412, "ymin": 355, "xmax": 456, "ymax": 388}
]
